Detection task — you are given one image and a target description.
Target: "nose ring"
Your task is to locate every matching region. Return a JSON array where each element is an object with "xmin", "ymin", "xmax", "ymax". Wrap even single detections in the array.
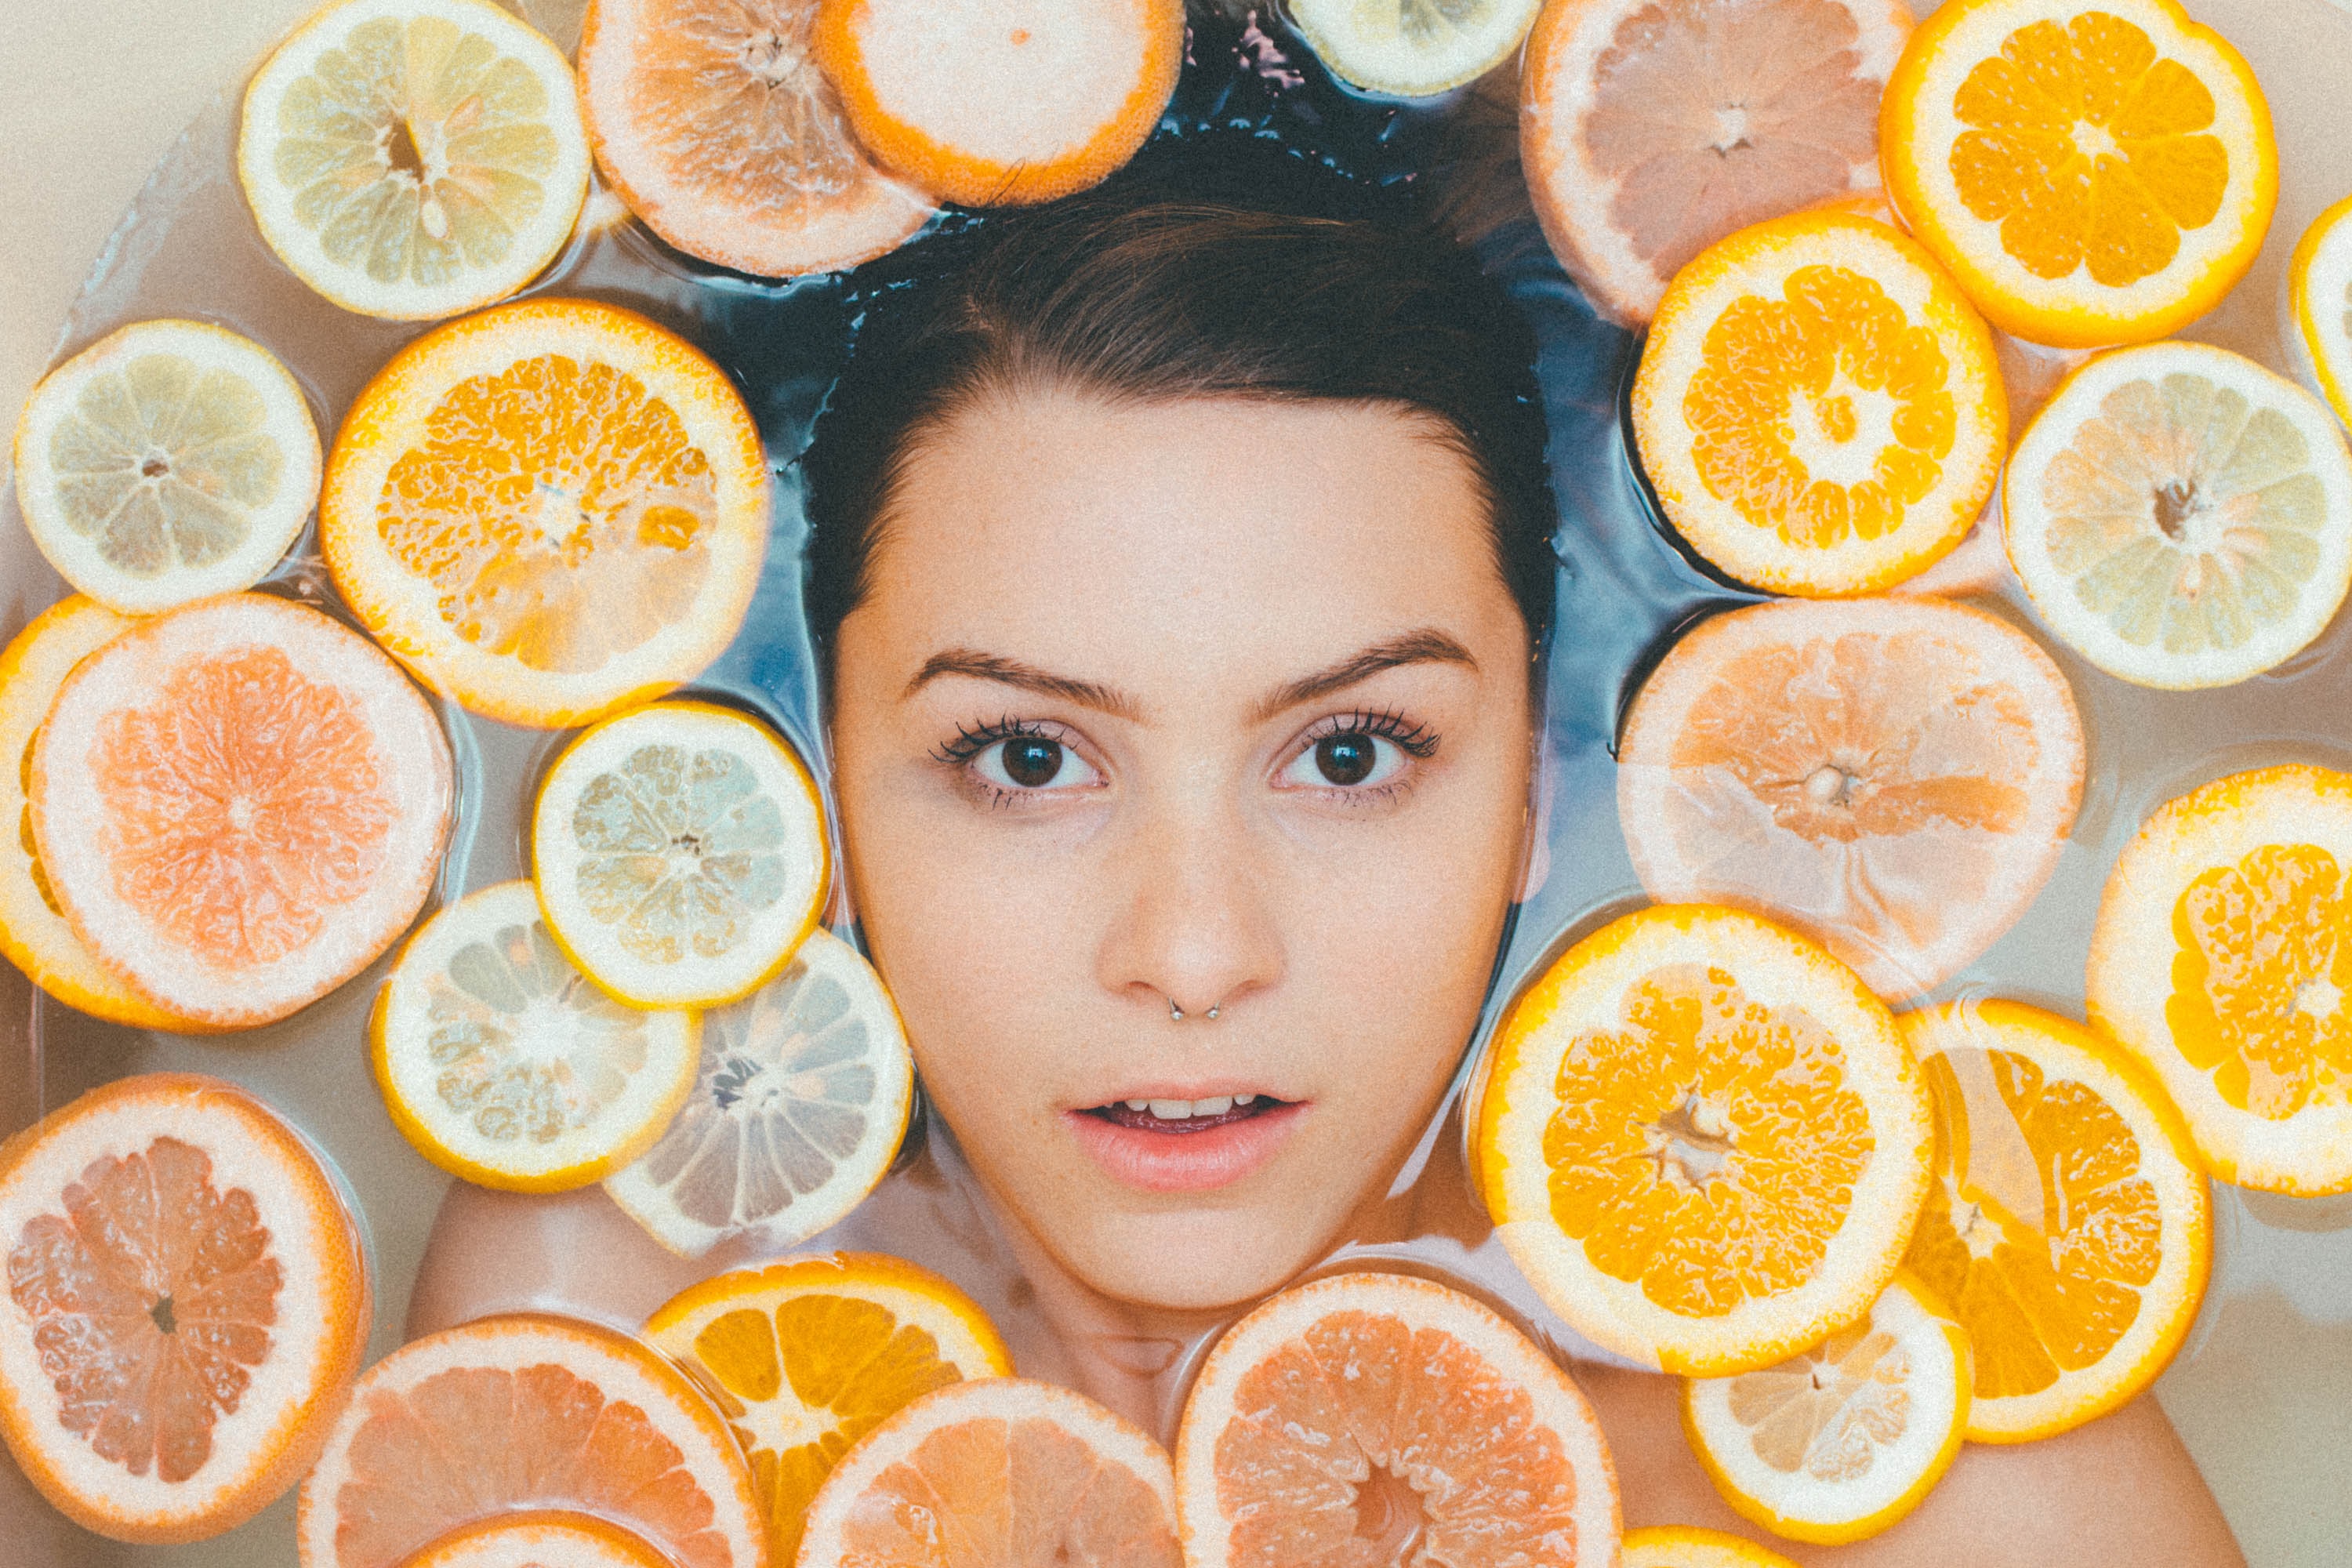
[{"xmin": 1168, "ymin": 999, "xmax": 1224, "ymax": 1022}]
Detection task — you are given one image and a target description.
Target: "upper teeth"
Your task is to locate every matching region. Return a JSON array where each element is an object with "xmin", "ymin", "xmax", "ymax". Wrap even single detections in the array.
[{"xmin": 1121, "ymin": 1095, "xmax": 1246, "ymax": 1119}]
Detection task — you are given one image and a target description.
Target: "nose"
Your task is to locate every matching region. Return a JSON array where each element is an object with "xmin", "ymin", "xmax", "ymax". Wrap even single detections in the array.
[{"xmin": 1094, "ymin": 786, "xmax": 1283, "ymax": 1021}]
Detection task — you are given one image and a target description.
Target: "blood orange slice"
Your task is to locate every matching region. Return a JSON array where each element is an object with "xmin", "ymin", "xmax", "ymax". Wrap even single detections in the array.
[
  {"xmin": 0, "ymin": 1073, "xmax": 370, "ymax": 1543},
  {"xmin": 397, "ymin": 1510, "xmax": 673, "ymax": 1568}
]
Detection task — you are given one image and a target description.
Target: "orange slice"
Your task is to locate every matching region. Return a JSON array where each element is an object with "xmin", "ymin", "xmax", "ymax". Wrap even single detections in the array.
[
  {"xmin": 1475, "ymin": 904, "xmax": 1934, "ymax": 1376},
  {"xmin": 799, "ymin": 1374, "xmax": 1180, "ymax": 1567},
  {"xmin": 1880, "ymin": 0, "xmax": 2278, "ymax": 348},
  {"xmin": 812, "ymin": 0, "xmax": 1185, "ymax": 207},
  {"xmin": 1617, "ymin": 596, "xmax": 2085, "ymax": 1001},
  {"xmin": 578, "ymin": 0, "xmax": 936, "ymax": 278},
  {"xmin": 644, "ymin": 1254, "xmax": 1012, "ymax": 1565},
  {"xmin": 397, "ymin": 1510, "xmax": 673, "ymax": 1568},
  {"xmin": 1898, "ymin": 1000, "xmax": 2210, "ymax": 1441},
  {"xmin": 322, "ymin": 296, "xmax": 771, "ymax": 729},
  {"xmin": 296, "ymin": 1311, "xmax": 768, "ymax": 1568},
  {"xmin": 1522, "ymin": 0, "xmax": 1914, "ymax": 326},
  {"xmin": 2088, "ymin": 764, "xmax": 2352, "ymax": 1196},
  {"xmin": 1622, "ymin": 1524, "xmax": 1798, "ymax": 1568},
  {"xmin": 2288, "ymin": 194, "xmax": 2352, "ymax": 433},
  {"xmin": 1632, "ymin": 210, "xmax": 2008, "ymax": 596},
  {"xmin": 0, "ymin": 1073, "xmax": 370, "ymax": 1543},
  {"xmin": 1173, "ymin": 1270, "xmax": 1621, "ymax": 1568},
  {"xmin": 27, "ymin": 593, "xmax": 455, "ymax": 1030}
]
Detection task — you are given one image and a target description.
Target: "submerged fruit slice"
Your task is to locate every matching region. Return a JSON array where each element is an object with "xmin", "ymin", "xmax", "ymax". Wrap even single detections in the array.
[
  {"xmin": 644, "ymin": 1254, "xmax": 1011, "ymax": 1565},
  {"xmin": 799, "ymin": 1375, "xmax": 1180, "ymax": 1568},
  {"xmin": 12, "ymin": 321, "xmax": 321, "ymax": 613},
  {"xmin": 28, "ymin": 593, "xmax": 454, "ymax": 1030},
  {"xmin": 2004, "ymin": 341, "xmax": 2352, "ymax": 689},
  {"xmin": 1475, "ymin": 904, "xmax": 1934, "ymax": 1375},
  {"xmin": 1881, "ymin": 0, "xmax": 2277, "ymax": 347},
  {"xmin": 1523, "ymin": 0, "xmax": 1913, "ymax": 325},
  {"xmin": 323, "ymin": 297, "xmax": 771, "ymax": 728},
  {"xmin": 397, "ymin": 1511, "xmax": 673, "ymax": 1568},
  {"xmin": 1290, "ymin": 0, "xmax": 1542, "ymax": 96},
  {"xmin": 1632, "ymin": 210, "xmax": 2008, "ymax": 596},
  {"xmin": 604, "ymin": 927, "xmax": 913, "ymax": 1257},
  {"xmin": 1174, "ymin": 1270, "xmax": 1621, "ymax": 1568},
  {"xmin": 1899, "ymin": 1000, "xmax": 2210, "ymax": 1440},
  {"xmin": 1618, "ymin": 596, "xmax": 2085, "ymax": 1000},
  {"xmin": 1622, "ymin": 1525, "xmax": 1798, "ymax": 1568},
  {"xmin": 2088, "ymin": 764, "xmax": 2352, "ymax": 1195},
  {"xmin": 2288, "ymin": 195, "xmax": 2352, "ymax": 432},
  {"xmin": 0, "ymin": 1074, "xmax": 369, "ymax": 1543}
]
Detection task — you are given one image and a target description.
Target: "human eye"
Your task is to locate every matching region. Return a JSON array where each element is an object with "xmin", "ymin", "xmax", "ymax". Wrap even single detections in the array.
[
  {"xmin": 932, "ymin": 718, "xmax": 1103, "ymax": 804},
  {"xmin": 1276, "ymin": 709, "xmax": 1439, "ymax": 797}
]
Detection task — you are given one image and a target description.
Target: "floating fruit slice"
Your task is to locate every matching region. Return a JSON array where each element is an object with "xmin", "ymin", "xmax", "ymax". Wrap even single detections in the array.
[
  {"xmin": 1898, "ymin": 1000, "xmax": 2210, "ymax": 1440},
  {"xmin": 1622, "ymin": 1525, "xmax": 1799, "ymax": 1568},
  {"xmin": 798, "ymin": 1375, "xmax": 1180, "ymax": 1568},
  {"xmin": 2288, "ymin": 195, "xmax": 2352, "ymax": 432},
  {"xmin": 812, "ymin": 0, "xmax": 1184, "ymax": 207},
  {"xmin": 0, "ymin": 1073, "xmax": 369, "ymax": 1543},
  {"xmin": 1632, "ymin": 210, "xmax": 2008, "ymax": 596},
  {"xmin": 644, "ymin": 1254, "xmax": 1012, "ymax": 1565},
  {"xmin": 323, "ymin": 297, "xmax": 771, "ymax": 728},
  {"xmin": 28, "ymin": 593, "xmax": 454, "ymax": 1030},
  {"xmin": 370, "ymin": 879, "xmax": 699, "ymax": 1192},
  {"xmin": 604, "ymin": 927, "xmax": 913, "ymax": 1257},
  {"xmin": 1880, "ymin": 0, "xmax": 2277, "ymax": 348},
  {"xmin": 1289, "ymin": 0, "xmax": 1543, "ymax": 97},
  {"xmin": 1523, "ymin": 0, "xmax": 1913, "ymax": 326},
  {"xmin": 296, "ymin": 1312, "xmax": 767, "ymax": 1568},
  {"xmin": 2088, "ymin": 764, "xmax": 2352, "ymax": 1196},
  {"xmin": 1617, "ymin": 597, "xmax": 2085, "ymax": 1000},
  {"xmin": 1681, "ymin": 1271, "xmax": 1969, "ymax": 1544},
  {"xmin": 1173, "ymin": 1270, "xmax": 1621, "ymax": 1568},
  {"xmin": 238, "ymin": 0, "xmax": 592, "ymax": 320},
  {"xmin": 1475, "ymin": 904, "xmax": 1934, "ymax": 1375},
  {"xmin": 12, "ymin": 321, "xmax": 321, "ymax": 613},
  {"xmin": 2004, "ymin": 340, "xmax": 2352, "ymax": 689},
  {"xmin": 397, "ymin": 1510, "xmax": 673, "ymax": 1568}
]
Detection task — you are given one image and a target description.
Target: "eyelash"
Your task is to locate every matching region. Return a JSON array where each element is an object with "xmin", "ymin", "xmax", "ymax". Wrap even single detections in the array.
[
  {"xmin": 930, "ymin": 715, "xmax": 1070, "ymax": 768},
  {"xmin": 1305, "ymin": 707, "xmax": 1440, "ymax": 760}
]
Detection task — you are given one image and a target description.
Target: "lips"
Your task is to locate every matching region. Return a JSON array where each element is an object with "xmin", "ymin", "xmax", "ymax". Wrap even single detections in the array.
[
  {"xmin": 1087, "ymin": 1093, "xmax": 1277, "ymax": 1132},
  {"xmin": 1065, "ymin": 1092, "xmax": 1305, "ymax": 1192}
]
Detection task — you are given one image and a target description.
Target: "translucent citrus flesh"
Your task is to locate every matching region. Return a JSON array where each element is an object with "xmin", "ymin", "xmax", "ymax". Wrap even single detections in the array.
[
  {"xmin": 1287, "ymin": 0, "xmax": 1541, "ymax": 96},
  {"xmin": 1723, "ymin": 1314, "xmax": 1911, "ymax": 1480}
]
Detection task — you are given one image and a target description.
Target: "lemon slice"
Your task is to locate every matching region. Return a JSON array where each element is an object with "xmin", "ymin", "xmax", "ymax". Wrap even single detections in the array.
[
  {"xmin": 238, "ymin": 0, "xmax": 591, "ymax": 320},
  {"xmin": 604, "ymin": 927, "xmax": 915, "ymax": 1258},
  {"xmin": 370, "ymin": 880, "xmax": 698, "ymax": 1191},
  {"xmin": 2005, "ymin": 340, "xmax": 2352, "ymax": 688},
  {"xmin": 2287, "ymin": 194, "xmax": 2352, "ymax": 434},
  {"xmin": 1623, "ymin": 1526, "xmax": 1799, "ymax": 1568},
  {"xmin": 12, "ymin": 321, "xmax": 320, "ymax": 614},
  {"xmin": 1288, "ymin": 0, "xmax": 1543, "ymax": 97}
]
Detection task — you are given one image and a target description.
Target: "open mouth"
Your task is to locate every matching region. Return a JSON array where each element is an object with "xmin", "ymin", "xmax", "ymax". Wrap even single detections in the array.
[{"xmin": 1083, "ymin": 1094, "xmax": 1290, "ymax": 1133}]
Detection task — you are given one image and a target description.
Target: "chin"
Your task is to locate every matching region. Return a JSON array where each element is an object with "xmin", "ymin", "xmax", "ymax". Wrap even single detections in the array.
[{"xmin": 1051, "ymin": 1200, "xmax": 1343, "ymax": 1313}]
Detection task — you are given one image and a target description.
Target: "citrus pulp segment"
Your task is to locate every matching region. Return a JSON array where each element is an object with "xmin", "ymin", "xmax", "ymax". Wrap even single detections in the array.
[
  {"xmin": 1475, "ymin": 903, "xmax": 1934, "ymax": 1376},
  {"xmin": 323, "ymin": 296, "xmax": 770, "ymax": 729},
  {"xmin": 1521, "ymin": 0, "xmax": 1914, "ymax": 326},
  {"xmin": 0, "ymin": 1074, "xmax": 370, "ymax": 1544},
  {"xmin": 2286, "ymin": 194, "xmax": 2352, "ymax": 434},
  {"xmin": 1896, "ymin": 1000, "xmax": 2210, "ymax": 1440},
  {"xmin": 395, "ymin": 1510, "xmax": 676, "ymax": 1568},
  {"xmin": 1289, "ymin": 0, "xmax": 1543, "ymax": 97},
  {"xmin": 1617, "ymin": 596, "xmax": 2085, "ymax": 1000},
  {"xmin": 1632, "ymin": 210, "xmax": 2008, "ymax": 596},
  {"xmin": 1878, "ymin": 0, "xmax": 2277, "ymax": 348},
  {"xmin": 238, "ymin": 0, "xmax": 592, "ymax": 320},
  {"xmin": 2088, "ymin": 764, "xmax": 2352, "ymax": 1196},
  {"xmin": 296, "ymin": 1311, "xmax": 768, "ymax": 1568},
  {"xmin": 370, "ymin": 879, "xmax": 700, "ymax": 1192},
  {"xmin": 811, "ymin": 0, "xmax": 1185, "ymax": 207},
  {"xmin": 2003, "ymin": 340, "xmax": 2352, "ymax": 689},
  {"xmin": 12, "ymin": 320, "xmax": 321, "ymax": 614},
  {"xmin": 644, "ymin": 1253, "xmax": 1012, "ymax": 1565},
  {"xmin": 1172, "ymin": 1270, "xmax": 1621, "ymax": 1568},
  {"xmin": 1621, "ymin": 1525, "xmax": 1798, "ymax": 1568},
  {"xmin": 604, "ymin": 928, "xmax": 913, "ymax": 1258},
  {"xmin": 577, "ymin": 0, "xmax": 937, "ymax": 278},
  {"xmin": 797, "ymin": 1374, "xmax": 1181, "ymax": 1568},
  {"xmin": 27, "ymin": 593, "xmax": 455, "ymax": 1030}
]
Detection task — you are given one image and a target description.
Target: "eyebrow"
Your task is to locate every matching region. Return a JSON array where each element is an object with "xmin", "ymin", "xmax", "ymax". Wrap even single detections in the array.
[{"xmin": 905, "ymin": 649, "xmax": 1144, "ymax": 718}]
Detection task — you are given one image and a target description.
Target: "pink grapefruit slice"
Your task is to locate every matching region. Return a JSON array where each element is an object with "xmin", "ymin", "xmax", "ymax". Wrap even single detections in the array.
[{"xmin": 395, "ymin": 1510, "xmax": 675, "ymax": 1568}]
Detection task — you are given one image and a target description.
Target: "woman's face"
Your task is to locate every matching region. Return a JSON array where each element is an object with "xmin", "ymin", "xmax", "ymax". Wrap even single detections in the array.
[{"xmin": 829, "ymin": 385, "xmax": 1535, "ymax": 1312}]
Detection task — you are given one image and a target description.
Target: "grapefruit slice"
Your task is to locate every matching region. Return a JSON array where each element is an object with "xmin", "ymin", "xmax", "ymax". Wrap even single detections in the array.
[
  {"xmin": 1622, "ymin": 1525, "xmax": 1798, "ymax": 1568},
  {"xmin": 397, "ymin": 1511, "xmax": 673, "ymax": 1568},
  {"xmin": 1173, "ymin": 1270, "xmax": 1621, "ymax": 1568},
  {"xmin": 0, "ymin": 1073, "xmax": 370, "ymax": 1543},
  {"xmin": 27, "ymin": 593, "xmax": 455, "ymax": 1030},
  {"xmin": 1617, "ymin": 596, "xmax": 2085, "ymax": 1001},
  {"xmin": 1289, "ymin": 0, "xmax": 1543, "ymax": 97},
  {"xmin": 2288, "ymin": 194, "xmax": 2352, "ymax": 433}
]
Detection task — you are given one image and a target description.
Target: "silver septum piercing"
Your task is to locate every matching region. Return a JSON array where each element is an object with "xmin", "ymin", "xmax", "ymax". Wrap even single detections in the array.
[{"xmin": 1169, "ymin": 1000, "xmax": 1222, "ymax": 1021}]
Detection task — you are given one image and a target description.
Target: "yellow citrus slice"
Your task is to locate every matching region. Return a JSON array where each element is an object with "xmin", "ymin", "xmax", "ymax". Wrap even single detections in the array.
[
  {"xmin": 396, "ymin": 1511, "xmax": 673, "ymax": 1568},
  {"xmin": 604, "ymin": 927, "xmax": 913, "ymax": 1257},
  {"xmin": 2088, "ymin": 764, "xmax": 2352, "ymax": 1196},
  {"xmin": 0, "ymin": 1073, "xmax": 370, "ymax": 1544},
  {"xmin": 1289, "ymin": 0, "xmax": 1543, "ymax": 97},
  {"xmin": 238, "ymin": 0, "xmax": 592, "ymax": 320},
  {"xmin": 644, "ymin": 1253, "xmax": 1012, "ymax": 1565},
  {"xmin": 1880, "ymin": 0, "xmax": 2278, "ymax": 348},
  {"xmin": 1172, "ymin": 1270, "xmax": 1621, "ymax": 1568},
  {"xmin": 1681, "ymin": 1271, "xmax": 1969, "ymax": 1544},
  {"xmin": 1475, "ymin": 903, "xmax": 1934, "ymax": 1376},
  {"xmin": 1622, "ymin": 1524, "xmax": 1799, "ymax": 1568},
  {"xmin": 369, "ymin": 879, "xmax": 699, "ymax": 1191},
  {"xmin": 11, "ymin": 321, "xmax": 321, "ymax": 613},
  {"xmin": 1897, "ymin": 999, "xmax": 2211, "ymax": 1441},
  {"xmin": 2287, "ymin": 193, "xmax": 2352, "ymax": 434},
  {"xmin": 1632, "ymin": 209, "xmax": 2008, "ymax": 596},
  {"xmin": 2004, "ymin": 340, "xmax": 2352, "ymax": 689},
  {"xmin": 322, "ymin": 296, "xmax": 771, "ymax": 728}
]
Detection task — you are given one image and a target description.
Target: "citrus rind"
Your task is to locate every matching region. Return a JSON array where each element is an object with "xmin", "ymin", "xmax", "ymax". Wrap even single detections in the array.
[
  {"xmin": 2286, "ymin": 194, "xmax": 2352, "ymax": 434},
  {"xmin": 1622, "ymin": 1524, "xmax": 1801, "ymax": 1568},
  {"xmin": 1290, "ymin": 0, "xmax": 1544, "ymax": 98},
  {"xmin": 394, "ymin": 1511, "xmax": 677, "ymax": 1568}
]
